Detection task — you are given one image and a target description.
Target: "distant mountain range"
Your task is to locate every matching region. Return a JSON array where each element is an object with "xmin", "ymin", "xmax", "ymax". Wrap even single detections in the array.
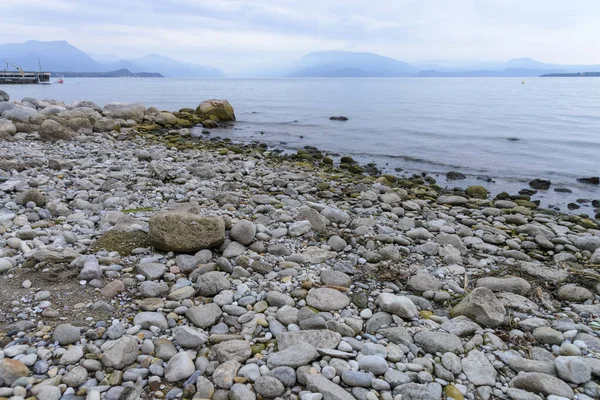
[
  {"xmin": 1, "ymin": 40, "xmax": 599, "ymax": 78},
  {"xmin": 289, "ymin": 54, "xmax": 600, "ymax": 77},
  {"xmin": 51, "ymin": 69, "xmax": 163, "ymax": 78},
  {"xmin": 288, "ymin": 51, "xmax": 415, "ymax": 77},
  {"xmin": 0, "ymin": 40, "xmax": 224, "ymax": 77}
]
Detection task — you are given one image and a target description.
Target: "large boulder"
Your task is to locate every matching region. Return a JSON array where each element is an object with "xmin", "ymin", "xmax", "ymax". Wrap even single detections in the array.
[
  {"xmin": 149, "ymin": 211, "xmax": 225, "ymax": 253},
  {"xmin": 39, "ymin": 119, "xmax": 73, "ymax": 142},
  {"xmin": 0, "ymin": 102, "xmax": 16, "ymax": 115},
  {"xmin": 93, "ymin": 117, "xmax": 121, "ymax": 133},
  {"xmin": 195, "ymin": 99, "xmax": 235, "ymax": 122},
  {"xmin": 40, "ymin": 105, "xmax": 67, "ymax": 116},
  {"xmin": 70, "ymin": 100, "xmax": 102, "ymax": 111},
  {"xmin": 59, "ymin": 107, "xmax": 103, "ymax": 123},
  {"xmin": 103, "ymin": 102, "xmax": 146, "ymax": 123},
  {"xmin": 0, "ymin": 90, "xmax": 9, "ymax": 102},
  {"xmin": 63, "ymin": 117, "xmax": 93, "ymax": 133},
  {"xmin": 154, "ymin": 111, "xmax": 179, "ymax": 126},
  {"xmin": 0, "ymin": 119, "xmax": 17, "ymax": 138},
  {"xmin": 2, "ymin": 105, "xmax": 43, "ymax": 124}
]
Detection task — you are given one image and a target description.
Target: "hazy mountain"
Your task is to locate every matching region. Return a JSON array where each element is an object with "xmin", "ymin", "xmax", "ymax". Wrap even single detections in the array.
[
  {"xmin": 123, "ymin": 54, "xmax": 224, "ymax": 78},
  {"xmin": 416, "ymin": 68, "xmax": 566, "ymax": 77},
  {"xmin": 413, "ymin": 57, "xmax": 600, "ymax": 76},
  {"xmin": 0, "ymin": 40, "xmax": 224, "ymax": 77},
  {"xmin": 95, "ymin": 54, "xmax": 224, "ymax": 77},
  {"xmin": 289, "ymin": 51, "xmax": 415, "ymax": 77},
  {"xmin": 0, "ymin": 40, "xmax": 102, "ymax": 72},
  {"xmin": 503, "ymin": 57, "xmax": 556, "ymax": 70},
  {"xmin": 88, "ymin": 53, "xmax": 122, "ymax": 63}
]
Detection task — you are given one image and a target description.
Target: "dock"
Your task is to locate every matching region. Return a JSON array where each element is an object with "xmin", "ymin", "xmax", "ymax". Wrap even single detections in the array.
[{"xmin": 0, "ymin": 71, "xmax": 51, "ymax": 84}]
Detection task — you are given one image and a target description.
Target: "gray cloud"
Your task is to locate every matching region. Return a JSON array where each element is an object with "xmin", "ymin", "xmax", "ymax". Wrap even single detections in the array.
[{"xmin": 1, "ymin": 0, "xmax": 599, "ymax": 73}]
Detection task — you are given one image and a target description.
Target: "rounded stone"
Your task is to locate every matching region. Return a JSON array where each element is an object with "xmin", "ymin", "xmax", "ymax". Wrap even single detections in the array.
[
  {"xmin": 255, "ymin": 375, "xmax": 285, "ymax": 398},
  {"xmin": 306, "ymin": 288, "xmax": 350, "ymax": 311}
]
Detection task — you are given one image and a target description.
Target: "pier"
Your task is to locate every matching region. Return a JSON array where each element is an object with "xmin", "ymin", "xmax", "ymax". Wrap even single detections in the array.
[{"xmin": 0, "ymin": 71, "xmax": 51, "ymax": 84}]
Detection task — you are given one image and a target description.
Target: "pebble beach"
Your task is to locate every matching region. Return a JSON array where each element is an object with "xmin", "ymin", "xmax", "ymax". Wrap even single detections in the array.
[{"xmin": 1, "ymin": 90, "xmax": 600, "ymax": 400}]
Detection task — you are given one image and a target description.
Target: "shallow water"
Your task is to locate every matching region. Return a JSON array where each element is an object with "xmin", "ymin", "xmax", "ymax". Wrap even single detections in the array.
[{"xmin": 3, "ymin": 77, "xmax": 600, "ymax": 215}]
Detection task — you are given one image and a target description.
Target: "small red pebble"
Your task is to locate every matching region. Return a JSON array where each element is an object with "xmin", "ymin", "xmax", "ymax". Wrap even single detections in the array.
[{"xmin": 170, "ymin": 266, "xmax": 180, "ymax": 274}]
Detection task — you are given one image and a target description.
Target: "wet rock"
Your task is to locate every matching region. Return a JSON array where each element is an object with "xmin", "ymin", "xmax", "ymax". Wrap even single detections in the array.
[
  {"xmin": 529, "ymin": 179, "xmax": 551, "ymax": 190},
  {"xmin": 196, "ymin": 99, "xmax": 236, "ymax": 122}
]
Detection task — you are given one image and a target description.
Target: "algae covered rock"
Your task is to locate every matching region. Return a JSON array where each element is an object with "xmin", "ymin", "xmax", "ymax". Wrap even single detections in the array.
[
  {"xmin": 465, "ymin": 185, "xmax": 489, "ymax": 199},
  {"xmin": 148, "ymin": 211, "xmax": 225, "ymax": 253},
  {"xmin": 93, "ymin": 228, "xmax": 149, "ymax": 256},
  {"xmin": 154, "ymin": 111, "xmax": 179, "ymax": 126},
  {"xmin": 93, "ymin": 117, "xmax": 121, "ymax": 133},
  {"xmin": 202, "ymin": 119, "xmax": 219, "ymax": 128},
  {"xmin": 196, "ymin": 99, "xmax": 235, "ymax": 122}
]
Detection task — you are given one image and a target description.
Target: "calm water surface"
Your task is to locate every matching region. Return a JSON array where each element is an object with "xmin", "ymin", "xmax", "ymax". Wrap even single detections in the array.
[{"xmin": 3, "ymin": 77, "xmax": 600, "ymax": 214}]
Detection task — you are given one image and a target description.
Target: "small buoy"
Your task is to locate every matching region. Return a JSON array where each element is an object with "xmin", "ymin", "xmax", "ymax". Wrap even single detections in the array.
[{"xmin": 57, "ymin": 79, "xmax": 64, "ymax": 83}]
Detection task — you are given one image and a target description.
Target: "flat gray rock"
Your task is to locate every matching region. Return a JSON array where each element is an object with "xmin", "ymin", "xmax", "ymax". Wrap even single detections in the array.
[
  {"xmin": 276, "ymin": 330, "xmax": 341, "ymax": 350},
  {"xmin": 317, "ymin": 348, "xmax": 356, "ymax": 359},
  {"xmin": 451, "ymin": 287, "xmax": 506, "ymax": 327},
  {"xmin": 414, "ymin": 331, "xmax": 463, "ymax": 354},
  {"xmin": 462, "ymin": 350, "xmax": 497, "ymax": 386},
  {"xmin": 509, "ymin": 372, "xmax": 574, "ymax": 398},
  {"xmin": 267, "ymin": 342, "xmax": 319, "ymax": 369},
  {"xmin": 185, "ymin": 303, "xmax": 222, "ymax": 329},
  {"xmin": 306, "ymin": 373, "xmax": 356, "ymax": 400},
  {"xmin": 306, "ymin": 288, "xmax": 349, "ymax": 311}
]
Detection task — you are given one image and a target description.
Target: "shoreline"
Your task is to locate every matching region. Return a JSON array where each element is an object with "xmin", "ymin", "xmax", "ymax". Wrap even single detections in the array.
[{"xmin": 1, "ymin": 95, "xmax": 600, "ymax": 399}]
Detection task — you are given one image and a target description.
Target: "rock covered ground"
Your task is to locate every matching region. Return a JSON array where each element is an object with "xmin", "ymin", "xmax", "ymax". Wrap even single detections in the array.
[{"xmin": 1, "ymin": 91, "xmax": 600, "ymax": 400}]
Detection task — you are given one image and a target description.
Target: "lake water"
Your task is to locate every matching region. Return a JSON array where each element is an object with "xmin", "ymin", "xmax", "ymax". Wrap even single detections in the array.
[{"xmin": 2, "ymin": 77, "xmax": 600, "ymax": 215}]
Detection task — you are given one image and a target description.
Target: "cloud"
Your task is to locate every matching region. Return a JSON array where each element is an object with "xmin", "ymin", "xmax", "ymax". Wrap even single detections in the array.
[{"xmin": 1, "ymin": 0, "xmax": 600, "ymax": 72}]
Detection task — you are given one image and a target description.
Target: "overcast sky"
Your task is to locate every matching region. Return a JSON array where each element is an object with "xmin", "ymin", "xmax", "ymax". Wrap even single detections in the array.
[{"xmin": 1, "ymin": 0, "xmax": 599, "ymax": 73}]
